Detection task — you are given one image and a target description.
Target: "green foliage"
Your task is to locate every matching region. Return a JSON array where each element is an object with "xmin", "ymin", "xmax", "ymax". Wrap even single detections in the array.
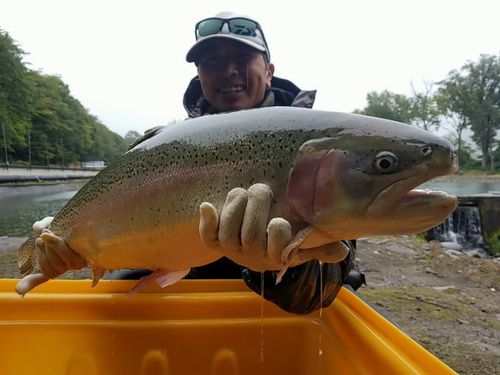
[
  {"xmin": 122, "ymin": 130, "xmax": 142, "ymax": 150},
  {"xmin": 354, "ymin": 87, "xmax": 441, "ymax": 131},
  {"xmin": 492, "ymin": 140, "xmax": 500, "ymax": 172},
  {"xmin": 438, "ymin": 54, "xmax": 500, "ymax": 170},
  {"xmin": 485, "ymin": 229, "xmax": 500, "ymax": 256},
  {"xmin": 0, "ymin": 28, "xmax": 33, "ymax": 159},
  {"xmin": 458, "ymin": 144, "xmax": 481, "ymax": 170},
  {"xmin": 354, "ymin": 90, "xmax": 416, "ymax": 123},
  {"xmin": 410, "ymin": 82, "xmax": 441, "ymax": 131},
  {"xmin": 0, "ymin": 29, "xmax": 128, "ymax": 166}
]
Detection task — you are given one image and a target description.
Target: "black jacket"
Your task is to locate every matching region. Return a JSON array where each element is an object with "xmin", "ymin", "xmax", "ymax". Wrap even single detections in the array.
[
  {"xmin": 182, "ymin": 75, "xmax": 356, "ymax": 314},
  {"xmin": 183, "ymin": 76, "xmax": 316, "ymax": 117}
]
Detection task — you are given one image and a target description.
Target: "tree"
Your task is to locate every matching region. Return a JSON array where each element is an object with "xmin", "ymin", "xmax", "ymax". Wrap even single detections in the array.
[
  {"xmin": 0, "ymin": 29, "xmax": 33, "ymax": 162},
  {"xmin": 83, "ymin": 118, "xmax": 125, "ymax": 165},
  {"xmin": 122, "ymin": 130, "xmax": 141, "ymax": 149},
  {"xmin": 493, "ymin": 142, "xmax": 500, "ymax": 172},
  {"xmin": 434, "ymin": 91, "xmax": 470, "ymax": 167},
  {"xmin": 28, "ymin": 72, "xmax": 95, "ymax": 165},
  {"xmin": 0, "ymin": 28, "xmax": 135, "ymax": 167},
  {"xmin": 355, "ymin": 86, "xmax": 443, "ymax": 133},
  {"xmin": 410, "ymin": 81, "xmax": 441, "ymax": 131},
  {"xmin": 354, "ymin": 90, "xmax": 416, "ymax": 123},
  {"xmin": 438, "ymin": 54, "xmax": 500, "ymax": 170}
]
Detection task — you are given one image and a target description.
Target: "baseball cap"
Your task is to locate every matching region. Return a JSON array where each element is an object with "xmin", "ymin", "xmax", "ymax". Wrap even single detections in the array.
[{"xmin": 186, "ymin": 11, "xmax": 270, "ymax": 63}]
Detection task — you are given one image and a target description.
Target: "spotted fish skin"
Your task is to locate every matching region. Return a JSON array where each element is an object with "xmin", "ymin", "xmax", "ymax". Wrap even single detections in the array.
[{"xmin": 18, "ymin": 106, "xmax": 458, "ymax": 275}]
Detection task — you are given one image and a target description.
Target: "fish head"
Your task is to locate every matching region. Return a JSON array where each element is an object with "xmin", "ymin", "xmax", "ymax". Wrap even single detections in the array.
[{"xmin": 287, "ymin": 115, "xmax": 459, "ymax": 240}]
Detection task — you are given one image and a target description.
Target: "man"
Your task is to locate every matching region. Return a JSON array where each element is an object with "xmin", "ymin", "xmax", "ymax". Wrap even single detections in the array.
[
  {"xmin": 181, "ymin": 11, "xmax": 358, "ymax": 314},
  {"xmin": 22, "ymin": 12, "xmax": 360, "ymax": 314},
  {"xmin": 183, "ymin": 12, "xmax": 315, "ymax": 116}
]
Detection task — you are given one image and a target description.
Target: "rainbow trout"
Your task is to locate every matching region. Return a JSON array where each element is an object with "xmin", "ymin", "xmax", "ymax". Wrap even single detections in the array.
[{"xmin": 17, "ymin": 107, "xmax": 458, "ymax": 291}]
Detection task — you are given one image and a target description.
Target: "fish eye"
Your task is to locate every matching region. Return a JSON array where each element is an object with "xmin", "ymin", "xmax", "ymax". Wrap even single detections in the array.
[
  {"xmin": 421, "ymin": 146, "xmax": 432, "ymax": 157},
  {"xmin": 374, "ymin": 151, "xmax": 398, "ymax": 173}
]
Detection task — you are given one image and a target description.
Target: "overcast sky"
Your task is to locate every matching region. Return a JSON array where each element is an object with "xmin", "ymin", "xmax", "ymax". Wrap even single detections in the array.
[{"xmin": 2, "ymin": 0, "xmax": 499, "ymax": 136}]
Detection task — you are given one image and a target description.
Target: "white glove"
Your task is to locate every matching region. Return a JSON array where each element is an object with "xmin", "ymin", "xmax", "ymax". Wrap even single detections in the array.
[
  {"xmin": 16, "ymin": 217, "xmax": 87, "ymax": 296},
  {"xmin": 199, "ymin": 183, "xmax": 349, "ymax": 273}
]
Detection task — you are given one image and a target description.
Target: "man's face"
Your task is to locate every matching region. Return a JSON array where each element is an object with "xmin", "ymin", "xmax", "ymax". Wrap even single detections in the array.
[{"xmin": 197, "ymin": 40, "xmax": 274, "ymax": 112}]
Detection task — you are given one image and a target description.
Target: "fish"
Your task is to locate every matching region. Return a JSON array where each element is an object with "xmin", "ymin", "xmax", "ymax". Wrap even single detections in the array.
[{"xmin": 17, "ymin": 106, "xmax": 458, "ymax": 293}]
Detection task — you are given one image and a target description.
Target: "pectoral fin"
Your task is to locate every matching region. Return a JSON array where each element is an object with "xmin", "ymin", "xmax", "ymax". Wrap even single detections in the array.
[
  {"xmin": 276, "ymin": 227, "xmax": 348, "ymax": 284},
  {"xmin": 275, "ymin": 227, "xmax": 314, "ymax": 284},
  {"xmin": 90, "ymin": 263, "xmax": 106, "ymax": 287},
  {"xmin": 294, "ymin": 241, "xmax": 350, "ymax": 264},
  {"xmin": 128, "ymin": 268, "xmax": 190, "ymax": 295}
]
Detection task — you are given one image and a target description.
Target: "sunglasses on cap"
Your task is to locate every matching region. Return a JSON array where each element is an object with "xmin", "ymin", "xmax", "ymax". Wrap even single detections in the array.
[{"xmin": 195, "ymin": 17, "xmax": 268, "ymax": 43}]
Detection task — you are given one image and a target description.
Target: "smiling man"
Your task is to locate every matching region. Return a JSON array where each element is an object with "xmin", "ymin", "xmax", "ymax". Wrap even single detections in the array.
[
  {"xmin": 183, "ymin": 11, "xmax": 316, "ymax": 117},
  {"xmin": 181, "ymin": 12, "xmax": 360, "ymax": 314}
]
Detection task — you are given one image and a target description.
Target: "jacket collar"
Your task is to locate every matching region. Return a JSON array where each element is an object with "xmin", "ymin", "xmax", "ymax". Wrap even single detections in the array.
[{"xmin": 182, "ymin": 76, "xmax": 316, "ymax": 118}]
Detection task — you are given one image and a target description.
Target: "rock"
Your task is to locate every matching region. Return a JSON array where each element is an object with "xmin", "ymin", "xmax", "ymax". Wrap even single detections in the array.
[
  {"xmin": 441, "ymin": 242, "xmax": 463, "ymax": 251},
  {"xmin": 426, "ymin": 240, "xmax": 443, "ymax": 253},
  {"xmin": 386, "ymin": 245, "xmax": 417, "ymax": 256},
  {"xmin": 425, "ymin": 267, "xmax": 438, "ymax": 276},
  {"xmin": 444, "ymin": 249, "xmax": 463, "ymax": 258},
  {"xmin": 464, "ymin": 249, "xmax": 488, "ymax": 258},
  {"xmin": 433, "ymin": 286, "xmax": 456, "ymax": 292},
  {"xmin": 372, "ymin": 239, "xmax": 391, "ymax": 245}
]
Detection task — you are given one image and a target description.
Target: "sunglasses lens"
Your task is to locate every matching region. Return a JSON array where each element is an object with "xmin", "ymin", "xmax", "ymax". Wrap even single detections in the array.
[
  {"xmin": 197, "ymin": 19, "xmax": 224, "ymax": 37},
  {"xmin": 228, "ymin": 18, "xmax": 258, "ymax": 36}
]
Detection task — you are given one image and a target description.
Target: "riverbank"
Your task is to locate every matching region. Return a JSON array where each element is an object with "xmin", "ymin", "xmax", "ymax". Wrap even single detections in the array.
[
  {"xmin": 0, "ymin": 234, "xmax": 498, "ymax": 374},
  {"xmin": 0, "ymin": 165, "xmax": 98, "ymax": 184},
  {"xmin": 436, "ymin": 172, "xmax": 500, "ymax": 181},
  {"xmin": 356, "ymin": 236, "xmax": 499, "ymax": 375}
]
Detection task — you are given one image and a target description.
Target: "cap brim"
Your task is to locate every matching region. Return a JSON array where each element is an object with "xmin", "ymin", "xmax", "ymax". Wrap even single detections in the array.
[{"xmin": 186, "ymin": 34, "xmax": 266, "ymax": 63}]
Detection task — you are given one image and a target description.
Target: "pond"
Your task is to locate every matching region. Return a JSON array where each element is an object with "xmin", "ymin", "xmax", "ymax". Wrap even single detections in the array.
[
  {"xmin": 419, "ymin": 178, "xmax": 500, "ymax": 196},
  {"xmin": 0, "ymin": 182, "xmax": 86, "ymax": 237}
]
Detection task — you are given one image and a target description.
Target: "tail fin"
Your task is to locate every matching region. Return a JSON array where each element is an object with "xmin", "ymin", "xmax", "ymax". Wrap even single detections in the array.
[{"xmin": 17, "ymin": 235, "xmax": 36, "ymax": 276}]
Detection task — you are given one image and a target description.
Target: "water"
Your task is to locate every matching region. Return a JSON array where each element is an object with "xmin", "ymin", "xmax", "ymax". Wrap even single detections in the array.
[
  {"xmin": 420, "ymin": 179, "xmax": 499, "ymax": 256},
  {"xmin": 419, "ymin": 179, "xmax": 500, "ymax": 196},
  {"xmin": 427, "ymin": 206, "xmax": 488, "ymax": 256},
  {"xmin": 0, "ymin": 182, "xmax": 86, "ymax": 237}
]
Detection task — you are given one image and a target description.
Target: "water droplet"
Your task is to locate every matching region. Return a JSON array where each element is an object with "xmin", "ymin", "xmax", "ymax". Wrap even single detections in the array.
[
  {"xmin": 260, "ymin": 271, "xmax": 265, "ymax": 364},
  {"xmin": 318, "ymin": 261, "xmax": 324, "ymax": 368}
]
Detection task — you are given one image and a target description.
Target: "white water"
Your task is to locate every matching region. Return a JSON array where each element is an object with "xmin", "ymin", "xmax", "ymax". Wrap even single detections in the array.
[{"xmin": 428, "ymin": 206, "xmax": 489, "ymax": 256}]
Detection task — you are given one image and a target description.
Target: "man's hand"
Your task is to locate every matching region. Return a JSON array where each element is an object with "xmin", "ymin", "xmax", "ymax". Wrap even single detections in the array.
[
  {"xmin": 31, "ymin": 217, "xmax": 87, "ymax": 278},
  {"xmin": 16, "ymin": 217, "xmax": 87, "ymax": 296},
  {"xmin": 198, "ymin": 183, "xmax": 349, "ymax": 272}
]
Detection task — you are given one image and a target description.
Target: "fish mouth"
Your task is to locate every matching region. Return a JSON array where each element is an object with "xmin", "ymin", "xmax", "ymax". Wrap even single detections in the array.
[{"xmin": 367, "ymin": 176, "xmax": 458, "ymax": 218}]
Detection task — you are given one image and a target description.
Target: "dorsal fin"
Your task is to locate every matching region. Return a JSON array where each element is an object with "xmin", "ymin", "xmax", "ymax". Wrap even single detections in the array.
[{"xmin": 128, "ymin": 126, "xmax": 165, "ymax": 150}]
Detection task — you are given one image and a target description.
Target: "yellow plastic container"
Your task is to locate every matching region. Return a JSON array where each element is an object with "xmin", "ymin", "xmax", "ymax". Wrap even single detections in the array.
[{"xmin": 0, "ymin": 279, "xmax": 456, "ymax": 374}]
